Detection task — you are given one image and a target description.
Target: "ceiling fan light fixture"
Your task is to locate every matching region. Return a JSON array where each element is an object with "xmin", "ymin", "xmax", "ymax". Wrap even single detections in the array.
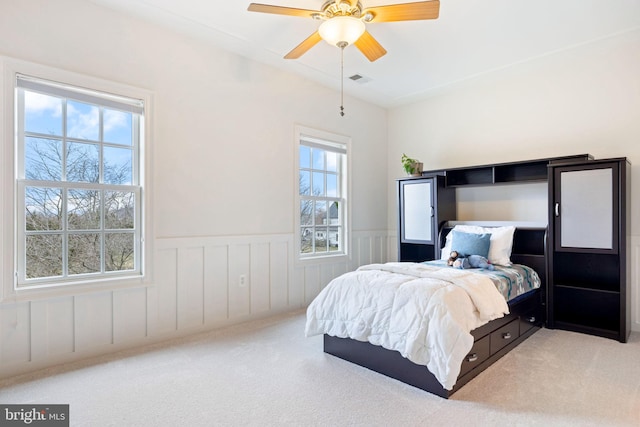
[{"xmin": 318, "ymin": 16, "xmax": 366, "ymax": 47}]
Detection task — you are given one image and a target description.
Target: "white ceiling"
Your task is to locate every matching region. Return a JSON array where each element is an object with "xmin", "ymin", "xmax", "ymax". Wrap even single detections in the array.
[{"xmin": 89, "ymin": 0, "xmax": 640, "ymax": 108}]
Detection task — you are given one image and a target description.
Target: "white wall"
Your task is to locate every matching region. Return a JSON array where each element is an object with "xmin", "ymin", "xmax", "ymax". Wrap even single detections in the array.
[
  {"xmin": 388, "ymin": 29, "xmax": 640, "ymax": 331},
  {"xmin": 0, "ymin": 0, "xmax": 389, "ymax": 378}
]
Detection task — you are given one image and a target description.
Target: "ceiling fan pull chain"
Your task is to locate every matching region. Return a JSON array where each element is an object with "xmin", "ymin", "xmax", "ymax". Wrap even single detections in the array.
[{"xmin": 340, "ymin": 43, "xmax": 345, "ymax": 117}]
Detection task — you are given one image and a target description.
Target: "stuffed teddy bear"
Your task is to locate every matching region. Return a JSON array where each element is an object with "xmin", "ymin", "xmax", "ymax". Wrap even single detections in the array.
[{"xmin": 447, "ymin": 250, "xmax": 495, "ymax": 270}]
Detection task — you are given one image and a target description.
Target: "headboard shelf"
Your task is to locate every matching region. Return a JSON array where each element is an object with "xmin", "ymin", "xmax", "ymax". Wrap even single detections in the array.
[{"xmin": 423, "ymin": 154, "xmax": 593, "ymax": 187}]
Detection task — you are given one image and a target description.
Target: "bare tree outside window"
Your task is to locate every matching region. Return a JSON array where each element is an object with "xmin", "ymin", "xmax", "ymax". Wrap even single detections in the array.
[{"xmin": 23, "ymin": 138, "xmax": 136, "ymax": 279}]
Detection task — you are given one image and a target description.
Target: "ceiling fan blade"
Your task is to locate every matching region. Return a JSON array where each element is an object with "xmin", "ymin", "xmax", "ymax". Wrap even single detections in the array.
[
  {"xmin": 354, "ymin": 31, "xmax": 387, "ymax": 62},
  {"xmin": 247, "ymin": 3, "xmax": 318, "ymax": 18},
  {"xmin": 364, "ymin": 0, "xmax": 440, "ymax": 23},
  {"xmin": 284, "ymin": 31, "xmax": 323, "ymax": 59}
]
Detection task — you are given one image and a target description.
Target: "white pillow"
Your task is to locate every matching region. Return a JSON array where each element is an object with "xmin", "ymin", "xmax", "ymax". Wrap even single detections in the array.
[{"xmin": 441, "ymin": 225, "xmax": 516, "ymax": 266}]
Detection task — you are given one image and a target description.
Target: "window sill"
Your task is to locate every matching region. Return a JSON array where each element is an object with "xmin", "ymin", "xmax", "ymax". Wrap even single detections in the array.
[{"xmin": 297, "ymin": 252, "xmax": 349, "ymax": 266}]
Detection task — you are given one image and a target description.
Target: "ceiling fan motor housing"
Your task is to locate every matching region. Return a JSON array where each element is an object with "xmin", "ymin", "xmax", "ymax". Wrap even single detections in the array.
[{"xmin": 322, "ymin": 1, "xmax": 363, "ymax": 19}]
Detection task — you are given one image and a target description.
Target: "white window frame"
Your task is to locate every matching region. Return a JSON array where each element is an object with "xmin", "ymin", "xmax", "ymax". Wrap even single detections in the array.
[
  {"xmin": 1, "ymin": 57, "xmax": 154, "ymax": 300},
  {"xmin": 295, "ymin": 125, "xmax": 350, "ymax": 262}
]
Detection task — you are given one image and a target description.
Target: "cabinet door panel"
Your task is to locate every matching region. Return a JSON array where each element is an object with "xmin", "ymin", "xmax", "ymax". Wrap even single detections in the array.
[
  {"xmin": 401, "ymin": 180, "xmax": 434, "ymax": 243},
  {"xmin": 559, "ymin": 168, "xmax": 612, "ymax": 249},
  {"xmin": 554, "ymin": 164, "xmax": 618, "ymax": 252}
]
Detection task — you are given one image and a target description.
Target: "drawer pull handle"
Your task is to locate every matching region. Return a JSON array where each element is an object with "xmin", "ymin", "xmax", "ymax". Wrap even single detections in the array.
[
  {"xmin": 502, "ymin": 332, "xmax": 512, "ymax": 340},
  {"xmin": 466, "ymin": 353, "xmax": 478, "ymax": 362},
  {"xmin": 527, "ymin": 316, "xmax": 536, "ymax": 323}
]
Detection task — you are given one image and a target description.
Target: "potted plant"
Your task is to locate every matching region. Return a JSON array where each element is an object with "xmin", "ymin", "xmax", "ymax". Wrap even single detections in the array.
[{"xmin": 401, "ymin": 153, "xmax": 423, "ymax": 176}]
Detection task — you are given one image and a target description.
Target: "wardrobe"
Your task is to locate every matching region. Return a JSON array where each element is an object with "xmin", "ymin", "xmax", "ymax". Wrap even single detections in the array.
[{"xmin": 547, "ymin": 158, "xmax": 630, "ymax": 342}]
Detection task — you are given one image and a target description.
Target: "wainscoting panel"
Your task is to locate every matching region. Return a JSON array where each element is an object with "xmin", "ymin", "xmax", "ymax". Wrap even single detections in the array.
[
  {"xmin": 178, "ymin": 246, "xmax": 205, "ymax": 329},
  {"xmin": 75, "ymin": 292, "xmax": 113, "ymax": 351},
  {"xmin": 387, "ymin": 231, "xmax": 398, "ymax": 263},
  {"xmin": 113, "ymin": 287, "xmax": 148, "ymax": 345},
  {"xmin": 270, "ymin": 241, "xmax": 290, "ymax": 311},
  {"xmin": 250, "ymin": 242, "xmax": 271, "ymax": 315},
  {"xmin": 228, "ymin": 243, "xmax": 251, "ymax": 320},
  {"xmin": 38, "ymin": 297, "xmax": 74, "ymax": 358},
  {"xmin": 0, "ymin": 301, "xmax": 30, "ymax": 365},
  {"xmin": 155, "ymin": 247, "xmax": 178, "ymax": 334},
  {"xmin": 204, "ymin": 244, "xmax": 230, "ymax": 325},
  {"xmin": 292, "ymin": 267, "xmax": 305, "ymax": 310},
  {"xmin": 0, "ymin": 230, "xmax": 389, "ymax": 379},
  {"xmin": 302, "ymin": 265, "xmax": 320, "ymax": 306}
]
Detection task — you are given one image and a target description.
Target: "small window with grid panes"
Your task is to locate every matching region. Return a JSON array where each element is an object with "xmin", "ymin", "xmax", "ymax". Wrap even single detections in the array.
[{"xmin": 298, "ymin": 134, "xmax": 346, "ymax": 258}]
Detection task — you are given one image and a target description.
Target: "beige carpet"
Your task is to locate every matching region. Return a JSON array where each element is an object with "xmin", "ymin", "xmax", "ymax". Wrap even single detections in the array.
[{"xmin": 1, "ymin": 310, "xmax": 639, "ymax": 426}]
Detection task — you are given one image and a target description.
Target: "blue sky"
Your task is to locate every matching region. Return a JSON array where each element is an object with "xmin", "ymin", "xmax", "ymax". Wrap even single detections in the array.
[
  {"xmin": 24, "ymin": 90, "xmax": 135, "ymax": 185},
  {"xmin": 25, "ymin": 90, "xmax": 132, "ymax": 145},
  {"xmin": 299, "ymin": 145, "xmax": 338, "ymax": 198}
]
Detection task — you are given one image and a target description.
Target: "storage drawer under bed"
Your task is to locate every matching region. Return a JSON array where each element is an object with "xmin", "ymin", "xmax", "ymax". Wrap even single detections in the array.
[
  {"xmin": 519, "ymin": 310, "xmax": 539, "ymax": 335},
  {"xmin": 489, "ymin": 318, "xmax": 520, "ymax": 354},
  {"xmin": 461, "ymin": 317, "xmax": 521, "ymax": 377},
  {"xmin": 459, "ymin": 334, "xmax": 490, "ymax": 376}
]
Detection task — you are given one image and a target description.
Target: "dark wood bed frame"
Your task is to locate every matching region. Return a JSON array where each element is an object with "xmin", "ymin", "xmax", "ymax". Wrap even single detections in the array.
[{"xmin": 323, "ymin": 225, "xmax": 547, "ymax": 398}]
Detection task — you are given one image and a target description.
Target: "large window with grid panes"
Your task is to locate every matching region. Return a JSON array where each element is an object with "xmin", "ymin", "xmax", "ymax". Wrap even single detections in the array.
[
  {"xmin": 297, "ymin": 130, "xmax": 347, "ymax": 258},
  {"xmin": 14, "ymin": 74, "xmax": 145, "ymax": 288}
]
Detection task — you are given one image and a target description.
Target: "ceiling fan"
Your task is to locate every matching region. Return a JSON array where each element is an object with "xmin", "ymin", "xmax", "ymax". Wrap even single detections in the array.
[{"xmin": 247, "ymin": 0, "xmax": 440, "ymax": 62}]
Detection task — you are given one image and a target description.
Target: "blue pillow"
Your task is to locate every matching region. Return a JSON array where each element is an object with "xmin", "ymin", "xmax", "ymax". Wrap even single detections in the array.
[{"xmin": 450, "ymin": 230, "xmax": 491, "ymax": 258}]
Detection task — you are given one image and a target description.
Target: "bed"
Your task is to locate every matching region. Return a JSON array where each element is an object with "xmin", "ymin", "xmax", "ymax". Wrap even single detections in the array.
[{"xmin": 305, "ymin": 222, "xmax": 547, "ymax": 398}]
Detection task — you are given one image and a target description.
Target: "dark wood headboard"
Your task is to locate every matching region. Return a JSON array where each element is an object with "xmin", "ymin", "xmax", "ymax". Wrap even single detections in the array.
[{"xmin": 438, "ymin": 223, "xmax": 547, "ymax": 286}]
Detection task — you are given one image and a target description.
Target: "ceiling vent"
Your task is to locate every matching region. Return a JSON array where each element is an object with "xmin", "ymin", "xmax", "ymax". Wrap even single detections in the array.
[{"xmin": 349, "ymin": 74, "xmax": 371, "ymax": 84}]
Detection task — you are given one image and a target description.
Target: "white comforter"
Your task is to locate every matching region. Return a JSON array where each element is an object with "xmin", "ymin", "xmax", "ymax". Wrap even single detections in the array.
[{"xmin": 305, "ymin": 262, "xmax": 510, "ymax": 390}]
